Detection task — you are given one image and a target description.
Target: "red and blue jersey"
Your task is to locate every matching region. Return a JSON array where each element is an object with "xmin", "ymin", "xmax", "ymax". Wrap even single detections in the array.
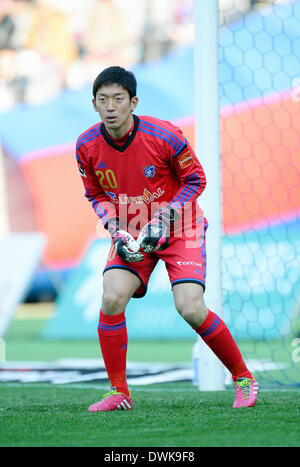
[{"xmin": 76, "ymin": 114, "xmax": 206, "ymax": 237}]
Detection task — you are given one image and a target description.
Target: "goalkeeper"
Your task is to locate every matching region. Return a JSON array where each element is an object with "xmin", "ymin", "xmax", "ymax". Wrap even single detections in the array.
[{"xmin": 76, "ymin": 66, "xmax": 259, "ymax": 412}]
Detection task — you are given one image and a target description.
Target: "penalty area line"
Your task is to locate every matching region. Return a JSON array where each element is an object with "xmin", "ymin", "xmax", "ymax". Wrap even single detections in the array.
[
  {"xmin": 1, "ymin": 382, "xmax": 300, "ymax": 392},
  {"xmin": 0, "ymin": 382, "xmax": 200, "ymax": 392}
]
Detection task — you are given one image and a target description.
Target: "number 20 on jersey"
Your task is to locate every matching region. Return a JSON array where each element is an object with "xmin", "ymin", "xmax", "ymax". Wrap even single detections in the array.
[{"xmin": 95, "ymin": 169, "xmax": 118, "ymax": 189}]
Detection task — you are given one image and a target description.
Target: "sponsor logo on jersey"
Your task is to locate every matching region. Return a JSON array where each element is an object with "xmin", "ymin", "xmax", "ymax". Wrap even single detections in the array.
[
  {"xmin": 118, "ymin": 187, "xmax": 165, "ymax": 205},
  {"xmin": 142, "ymin": 187, "xmax": 164, "ymax": 204},
  {"xmin": 176, "ymin": 261, "xmax": 202, "ymax": 267},
  {"xmin": 78, "ymin": 164, "xmax": 87, "ymax": 178},
  {"xmin": 143, "ymin": 165, "xmax": 156, "ymax": 179},
  {"xmin": 178, "ymin": 151, "xmax": 194, "ymax": 169}
]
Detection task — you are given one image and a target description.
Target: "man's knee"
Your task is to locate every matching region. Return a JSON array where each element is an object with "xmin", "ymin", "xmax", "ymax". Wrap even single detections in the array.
[
  {"xmin": 173, "ymin": 283, "xmax": 208, "ymax": 327},
  {"xmin": 101, "ymin": 268, "xmax": 141, "ymax": 315},
  {"xmin": 176, "ymin": 301, "xmax": 208, "ymax": 327},
  {"xmin": 101, "ymin": 288, "xmax": 130, "ymax": 315}
]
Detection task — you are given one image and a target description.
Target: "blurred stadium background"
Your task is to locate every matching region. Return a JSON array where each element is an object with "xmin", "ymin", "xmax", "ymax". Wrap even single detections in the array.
[{"xmin": 0, "ymin": 0, "xmax": 299, "ymax": 389}]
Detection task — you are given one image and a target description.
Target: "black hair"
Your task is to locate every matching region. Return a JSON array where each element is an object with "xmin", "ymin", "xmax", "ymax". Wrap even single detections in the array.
[{"xmin": 92, "ymin": 66, "xmax": 137, "ymax": 100}]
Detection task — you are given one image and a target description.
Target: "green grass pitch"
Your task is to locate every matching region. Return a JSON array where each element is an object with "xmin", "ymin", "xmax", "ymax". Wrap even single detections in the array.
[
  {"xmin": 1, "ymin": 384, "xmax": 300, "ymax": 447},
  {"xmin": 1, "ymin": 306, "xmax": 300, "ymax": 447}
]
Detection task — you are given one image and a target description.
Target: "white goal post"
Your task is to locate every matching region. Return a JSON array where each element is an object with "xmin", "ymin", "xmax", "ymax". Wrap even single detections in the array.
[
  {"xmin": 0, "ymin": 139, "xmax": 9, "ymax": 240},
  {"xmin": 194, "ymin": 0, "xmax": 224, "ymax": 390}
]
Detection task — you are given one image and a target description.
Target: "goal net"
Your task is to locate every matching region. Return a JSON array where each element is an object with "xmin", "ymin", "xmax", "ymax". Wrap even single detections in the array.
[
  {"xmin": 219, "ymin": 1, "xmax": 300, "ymax": 385},
  {"xmin": 219, "ymin": 0, "xmax": 300, "ymax": 388}
]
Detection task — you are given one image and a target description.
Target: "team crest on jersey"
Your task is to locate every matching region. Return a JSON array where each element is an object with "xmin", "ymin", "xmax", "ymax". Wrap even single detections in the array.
[{"xmin": 143, "ymin": 165, "xmax": 156, "ymax": 179}]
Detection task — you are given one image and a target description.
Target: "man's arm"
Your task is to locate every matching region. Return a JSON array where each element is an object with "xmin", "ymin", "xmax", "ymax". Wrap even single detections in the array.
[
  {"xmin": 76, "ymin": 143, "xmax": 117, "ymax": 228},
  {"xmin": 168, "ymin": 141, "xmax": 206, "ymax": 214},
  {"xmin": 137, "ymin": 139, "xmax": 206, "ymax": 253}
]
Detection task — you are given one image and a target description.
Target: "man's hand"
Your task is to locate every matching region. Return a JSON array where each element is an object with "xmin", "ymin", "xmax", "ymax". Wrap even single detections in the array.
[
  {"xmin": 107, "ymin": 219, "xmax": 144, "ymax": 263},
  {"xmin": 137, "ymin": 207, "xmax": 178, "ymax": 253}
]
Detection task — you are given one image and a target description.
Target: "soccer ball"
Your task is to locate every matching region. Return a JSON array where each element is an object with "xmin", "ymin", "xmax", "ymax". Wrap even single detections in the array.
[{"xmin": 127, "ymin": 237, "xmax": 140, "ymax": 253}]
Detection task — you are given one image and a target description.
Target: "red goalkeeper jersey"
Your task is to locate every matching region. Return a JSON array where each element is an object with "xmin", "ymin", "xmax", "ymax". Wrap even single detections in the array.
[{"xmin": 76, "ymin": 114, "xmax": 206, "ymax": 237}]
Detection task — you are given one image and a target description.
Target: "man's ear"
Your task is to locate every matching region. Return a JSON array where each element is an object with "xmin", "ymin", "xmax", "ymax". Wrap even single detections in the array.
[
  {"xmin": 92, "ymin": 98, "xmax": 97, "ymax": 112},
  {"xmin": 130, "ymin": 96, "xmax": 138, "ymax": 112}
]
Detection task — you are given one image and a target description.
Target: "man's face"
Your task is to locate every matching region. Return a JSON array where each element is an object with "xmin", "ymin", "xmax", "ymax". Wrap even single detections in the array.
[{"xmin": 93, "ymin": 83, "xmax": 138, "ymax": 137}]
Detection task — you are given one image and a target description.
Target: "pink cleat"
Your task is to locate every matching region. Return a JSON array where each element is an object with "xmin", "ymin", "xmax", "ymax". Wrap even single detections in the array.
[
  {"xmin": 88, "ymin": 388, "xmax": 132, "ymax": 412},
  {"xmin": 233, "ymin": 378, "xmax": 259, "ymax": 408}
]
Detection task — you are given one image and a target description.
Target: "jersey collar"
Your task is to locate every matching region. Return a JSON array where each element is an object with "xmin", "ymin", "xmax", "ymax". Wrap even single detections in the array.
[{"xmin": 100, "ymin": 115, "xmax": 140, "ymax": 152}]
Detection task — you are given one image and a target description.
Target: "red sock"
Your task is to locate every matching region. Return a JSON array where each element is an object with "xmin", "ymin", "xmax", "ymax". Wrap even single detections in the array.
[
  {"xmin": 98, "ymin": 310, "xmax": 129, "ymax": 396},
  {"xmin": 194, "ymin": 310, "xmax": 253, "ymax": 382}
]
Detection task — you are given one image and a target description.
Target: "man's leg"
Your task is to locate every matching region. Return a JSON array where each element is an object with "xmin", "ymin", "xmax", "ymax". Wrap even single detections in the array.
[
  {"xmin": 89, "ymin": 268, "xmax": 141, "ymax": 412},
  {"xmin": 99, "ymin": 268, "xmax": 141, "ymax": 394},
  {"xmin": 160, "ymin": 221, "xmax": 258, "ymax": 407},
  {"xmin": 172, "ymin": 283, "xmax": 253, "ymax": 383}
]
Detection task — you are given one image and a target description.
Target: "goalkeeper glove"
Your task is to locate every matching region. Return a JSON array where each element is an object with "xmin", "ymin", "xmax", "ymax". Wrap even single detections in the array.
[
  {"xmin": 107, "ymin": 218, "xmax": 144, "ymax": 263},
  {"xmin": 137, "ymin": 207, "xmax": 178, "ymax": 253}
]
